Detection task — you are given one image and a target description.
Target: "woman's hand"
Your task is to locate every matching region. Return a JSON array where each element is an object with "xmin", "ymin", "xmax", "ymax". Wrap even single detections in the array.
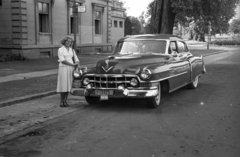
[{"xmin": 73, "ymin": 63, "xmax": 78, "ymax": 68}]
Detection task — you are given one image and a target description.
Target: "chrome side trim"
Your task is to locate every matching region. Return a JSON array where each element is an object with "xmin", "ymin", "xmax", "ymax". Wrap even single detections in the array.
[
  {"xmin": 169, "ymin": 82, "xmax": 189, "ymax": 93},
  {"xmin": 151, "ymin": 71, "xmax": 188, "ymax": 82},
  {"xmin": 169, "ymin": 74, "xmax": 201, "ymax": 93}
]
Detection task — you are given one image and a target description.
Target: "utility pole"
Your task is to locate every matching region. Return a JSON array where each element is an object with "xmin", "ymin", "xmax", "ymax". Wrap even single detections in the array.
[
  {"xmin": 207, "ymin": 21, "xmax": 211, "ymax": 50},
  {"xmin": 73, "ymin": 0, "xmax": 78, "ymax": 51}
]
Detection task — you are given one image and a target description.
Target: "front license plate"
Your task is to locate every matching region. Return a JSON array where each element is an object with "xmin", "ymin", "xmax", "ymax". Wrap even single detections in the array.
[{"xmin": 95, "ymin": 90, "xmax": 113, "ymax": 96}]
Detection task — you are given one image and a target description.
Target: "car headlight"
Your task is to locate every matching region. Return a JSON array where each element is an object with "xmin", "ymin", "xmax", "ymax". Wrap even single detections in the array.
[
  {"xmin": 73, "ymin": 70, "xmax": 82, "ymax": 78},
  {"xmin": 140, "ymin": 68, "xmax": 151, "ymax": 79},
  {"xmin": 83, "ymin": 77, "xmax": 90, "ymax": 85},
  {"xmin": 130, "ymin": 78, "xmax": 138, "ymax": 87},
  {"xmin": 83, "ymin": 67, "xmax": 88, "ymax": 73}
]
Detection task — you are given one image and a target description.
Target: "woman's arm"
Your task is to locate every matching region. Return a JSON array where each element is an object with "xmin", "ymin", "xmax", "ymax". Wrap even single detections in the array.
[
  {"xmin": 73, "ymin": 49, "xmax": 80, "ymax": 66},
  {"xmin": 61, "ymin": 60, "xmax": 77, "ymax": 67},
  {"xmin": 58, "ymin": 48, "xmax": 77, "ymax": 67}
]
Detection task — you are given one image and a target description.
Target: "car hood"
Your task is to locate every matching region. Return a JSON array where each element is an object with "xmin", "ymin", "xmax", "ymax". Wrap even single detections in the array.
[{"xmin": 87, "ymin": 53, "xmax": 168, "ymax": 74}]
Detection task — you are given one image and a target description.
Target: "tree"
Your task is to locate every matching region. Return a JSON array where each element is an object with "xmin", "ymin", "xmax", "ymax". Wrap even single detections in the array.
[
  {"xmin": 124, "ymin": 16, "xmax": 142, "ymax": 36},
  {"xmin": 130, "ymin": 16, "xmax": 142, "ymax": 35},
  {"xmin": 147, "ymin": 0, "xmax": 239, "ymax": 39},
  {"xmin": 229, "ymin": 19, "xmax": 240, "ymax": 34},
  {"xmin": 138, "ymin": 12, "xmax": 146, "ymax": 34},
  {"xmin": 124, "ymin": 17, "xmax": 132, "ymax": 36}
]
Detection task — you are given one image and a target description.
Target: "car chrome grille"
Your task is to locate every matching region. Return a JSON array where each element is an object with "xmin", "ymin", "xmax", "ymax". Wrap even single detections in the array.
[
  {"xmin": 139, "ymin": 83, "xmax": 152, "ymax": 87},
  {"xmin": 84, "ymin": 75, "xmax": 136, "ymax": 89}
]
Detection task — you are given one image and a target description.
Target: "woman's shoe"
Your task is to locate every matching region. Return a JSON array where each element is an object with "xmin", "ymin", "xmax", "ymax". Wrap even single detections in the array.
[
  {"xmin": 64, "ymin": 102, "xmax": 69, "ymax": 107},
  {"xmin": 60, "ymin": 102, "xmax": 65, "ymax": 107}
]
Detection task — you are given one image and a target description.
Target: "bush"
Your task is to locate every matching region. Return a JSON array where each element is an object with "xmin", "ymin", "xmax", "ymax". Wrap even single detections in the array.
[
  {"xmin": 0, "ymin": 53, "xmax": 27, "ymax": 62},
  {"xmin": 211, "ymin": 40, "xmax": 240, "ymax": 46}
]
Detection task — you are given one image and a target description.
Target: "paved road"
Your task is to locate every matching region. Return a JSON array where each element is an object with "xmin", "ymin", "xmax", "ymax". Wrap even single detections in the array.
[{"xmin": 0, "ymin": 47, "xmax": 240, "ymax": 157}]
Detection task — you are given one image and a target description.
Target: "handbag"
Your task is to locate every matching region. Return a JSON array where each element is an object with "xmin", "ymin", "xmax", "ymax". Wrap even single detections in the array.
[{"xmin": 72, "ymin": 49, "xmax": 76, "ymax": 63}]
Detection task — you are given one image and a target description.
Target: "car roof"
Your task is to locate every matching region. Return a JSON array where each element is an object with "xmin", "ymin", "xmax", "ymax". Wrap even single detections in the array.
[{"xmin": 118, "ymin": 34, "xmax": 183, "ymax": 42}]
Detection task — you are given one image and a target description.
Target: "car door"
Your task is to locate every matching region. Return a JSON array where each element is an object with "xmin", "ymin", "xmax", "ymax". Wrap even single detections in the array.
[{"xmin": 167, "ymin": 41, "xmax": 191, "ymax": 92}]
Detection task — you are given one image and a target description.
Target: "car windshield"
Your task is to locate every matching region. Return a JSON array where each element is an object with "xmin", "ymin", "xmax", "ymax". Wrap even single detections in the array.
[{"xmin": 114, "ymin": 40, "xmax": 166, "ymax": 55}]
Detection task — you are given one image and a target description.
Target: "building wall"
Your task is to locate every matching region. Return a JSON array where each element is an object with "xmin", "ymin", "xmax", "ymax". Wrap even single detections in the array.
[
  {"xmin": 0, "ymin": 0, "xmax": 12, "ymax": 48},
  {"xmin": 26, "ymin": 0, "xmax": 36, "ymax": 45},
  {"xmin": 80, "ymin": 0, "xmax": 93, "ymax": 44},
  {"xmin": 111, "ymin": 16, "xmax": 124, "ymax": 46},
  {"xmin": 0, "ymin": 0, "xmax": 125, "ymax": 57},
  {"xmin": 52, "ymin": 0, "xmax": 69, "ymax": 45}
]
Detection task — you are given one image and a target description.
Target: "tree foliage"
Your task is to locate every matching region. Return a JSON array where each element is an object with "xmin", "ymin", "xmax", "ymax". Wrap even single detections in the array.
[
  {"xmin": 124, "ymin": 17, "xmax": 132, "ymax": 36},
  {"xmin": 229, "ymin": 19, "xmax": 240, "ymax": 34},
  {"xmin": 146, "ymin": 0, "xmax": 240, "ymax": 39},
  {"xmin": 124, "ymin": 16, "xmax": 142, "ymax": 36}
]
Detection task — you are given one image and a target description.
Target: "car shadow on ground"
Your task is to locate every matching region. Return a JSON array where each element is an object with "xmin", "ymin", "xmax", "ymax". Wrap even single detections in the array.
[{"xmin": 79, "ymin": 82, "xmax": 218, "ymax": 113}]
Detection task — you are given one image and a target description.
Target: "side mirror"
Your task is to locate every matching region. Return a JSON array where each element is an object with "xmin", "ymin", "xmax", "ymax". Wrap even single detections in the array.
[{"xmin": 172, "ymin": 51, "xmax": 178, "ymax": 57}]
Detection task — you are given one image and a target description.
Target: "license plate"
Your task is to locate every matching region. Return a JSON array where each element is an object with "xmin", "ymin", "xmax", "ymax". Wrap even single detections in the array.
[
  {"xmin": 95, "ymin": 90, "xmax": 113, "ymax": 95},
  {"xmin": 72, "ymin": 80, "xmax": 81, "ymax": 88}
]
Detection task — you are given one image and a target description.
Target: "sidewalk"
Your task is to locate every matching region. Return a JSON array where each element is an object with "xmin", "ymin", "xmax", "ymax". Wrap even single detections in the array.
[{"xmin": 0, "ymin": 94, "xmax": 86, "ymax": 144}]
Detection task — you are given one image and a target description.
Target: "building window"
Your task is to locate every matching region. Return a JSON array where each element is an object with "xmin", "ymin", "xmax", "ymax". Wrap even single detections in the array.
[
  {"xmin": 114, "ymin": 20, "xmax": 118, "ymax": 27},
  {"xmin": 38, "ymin": 2, "xmax": 49, "ymax": 33},
  {"xmin": 69, "ymin": 3, "xmax": 79, "ymax": 34},
  {"xmin": 119, "ymin": 21, "xmax": 123, "ymax": 28},
  {"xmin": 95, "ymin": 11, "xmax": 101, "ymax": 34}
]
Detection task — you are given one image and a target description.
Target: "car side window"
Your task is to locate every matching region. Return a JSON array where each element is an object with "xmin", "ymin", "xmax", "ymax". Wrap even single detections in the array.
[
  {"xmin": 170, "ymin": 41, "xmax": 177, "ymax": 54},
  {"xmin": 177, "ymin": 41, "xmax": 188, "ymax": 53}
]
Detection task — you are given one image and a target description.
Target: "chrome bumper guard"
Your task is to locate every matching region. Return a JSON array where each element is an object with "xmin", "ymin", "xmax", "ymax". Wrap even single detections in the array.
[{"xmin": 70, "ymin": 87, "xmax": 158, "ymax": 98}]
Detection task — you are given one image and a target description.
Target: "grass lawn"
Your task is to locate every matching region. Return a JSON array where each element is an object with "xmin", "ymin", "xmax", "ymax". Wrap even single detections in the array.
[
  {"xmin": 0, "ymin": 55, "xmax": 108, "ymax": 76},
  {"xmin": 0, "ymin": 74, "xmax": 57, "ymax": 102}
]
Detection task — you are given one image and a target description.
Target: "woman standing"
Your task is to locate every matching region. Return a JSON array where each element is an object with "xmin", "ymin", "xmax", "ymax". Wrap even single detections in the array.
[{"xmin": 57, "ymin": 37, "xmax": 80, "ymax": 107}]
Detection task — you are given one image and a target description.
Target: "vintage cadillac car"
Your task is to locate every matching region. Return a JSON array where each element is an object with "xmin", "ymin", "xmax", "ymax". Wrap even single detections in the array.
[{"xmin": 71, "ymin": 34, "xmax": 206, "ymax": 108}]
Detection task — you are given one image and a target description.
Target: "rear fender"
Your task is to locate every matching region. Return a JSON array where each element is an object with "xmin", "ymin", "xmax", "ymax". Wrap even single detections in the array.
[{"xmin": 188, "ymin": 55, "xmax": 204, "ymax": 81}]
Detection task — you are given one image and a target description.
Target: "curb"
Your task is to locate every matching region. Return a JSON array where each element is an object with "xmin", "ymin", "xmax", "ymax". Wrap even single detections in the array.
[
  {"xmin": 202, "ymin": 50, "xmax": 228, "ymax": 57},
  {"xmin": 0, "ymin": 90, "xmax": 57, "ymax": 108},
  {"xmin": 0, "ymin": 103, "xmax": 85, "ymax": 145}
]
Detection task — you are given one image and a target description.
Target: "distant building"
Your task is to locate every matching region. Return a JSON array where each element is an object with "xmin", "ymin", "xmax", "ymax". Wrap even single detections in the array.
[{"xmin": 0, "ymin": 0, "xmax": 126, "ymax": 58}]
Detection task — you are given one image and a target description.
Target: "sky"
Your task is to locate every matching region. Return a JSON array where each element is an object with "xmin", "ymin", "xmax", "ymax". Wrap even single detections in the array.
[{"xmin": 123, "ymin": 0, "xmax": 153, "ymax": 17}]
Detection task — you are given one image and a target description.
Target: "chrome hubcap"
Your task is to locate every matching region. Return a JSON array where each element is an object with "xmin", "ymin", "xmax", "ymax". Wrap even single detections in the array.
[
  {"xmin": 155, "ymin": 84, "xmax": 160, "ymax": 104},
  {"xmin": 193, "ymin": 77, "xmax": 199, "ymax": 87}
]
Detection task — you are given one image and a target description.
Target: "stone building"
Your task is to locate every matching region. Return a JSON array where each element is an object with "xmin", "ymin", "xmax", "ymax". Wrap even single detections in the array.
[{"xmin": 0, "ymin": 0, "xmax": 126, "ymax": 58}]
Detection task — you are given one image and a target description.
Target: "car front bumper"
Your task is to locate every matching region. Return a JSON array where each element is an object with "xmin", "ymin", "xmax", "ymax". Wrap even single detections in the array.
[{"xmin": 70, "ymin": 87, "xmax": 158, "ymax": 98}]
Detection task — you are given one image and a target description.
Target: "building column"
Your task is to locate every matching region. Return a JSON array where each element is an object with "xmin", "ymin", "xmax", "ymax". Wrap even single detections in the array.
[
  {"xmin": 107, "ymin": 2, "xmax": 112, "ymax": 43},
  {"xmin": 11, "ymin": 0, "xmax": 28, "ymax": 45}
]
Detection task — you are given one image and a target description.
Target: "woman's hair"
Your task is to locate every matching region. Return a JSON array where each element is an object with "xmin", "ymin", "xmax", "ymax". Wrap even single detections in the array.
[{"xmin": 61, "ymin": 37, "xmax": 74, "ymax": 46}]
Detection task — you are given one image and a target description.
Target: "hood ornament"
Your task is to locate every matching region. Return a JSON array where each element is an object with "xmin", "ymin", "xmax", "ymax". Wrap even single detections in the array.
[{"xmin": 102, "ymin": 59, "xmax": 113, "ymax": 72}]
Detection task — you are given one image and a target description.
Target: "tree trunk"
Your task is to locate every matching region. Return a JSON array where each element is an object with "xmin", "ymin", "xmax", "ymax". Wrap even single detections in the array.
[
  {"xmin": 199, "ymin": 33, "xmax": 206, "ymax": 42},
  {"xmin": 157, "ymin": 0, "xmax": 164, "ymax": 33},
  {"xmin": 159, "ymin": 0, "xmax": 176, "ymax": 34},
  {"xmin": 152, "ymin": 0, "xmax": 176, "ymax": 34}
]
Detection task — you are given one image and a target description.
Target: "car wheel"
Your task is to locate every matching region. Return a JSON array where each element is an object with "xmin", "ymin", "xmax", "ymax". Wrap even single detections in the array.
[
  {"xmin": 188, "ymin": 76, "xmax": 199, "ymax": 89},
  {"xmin": 85, "ymin": 96, "xmax": 100, "ymax": 105},
  {"xmin": 147, "ymin": 83, "xmax": 161, "ymax": 108}
]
